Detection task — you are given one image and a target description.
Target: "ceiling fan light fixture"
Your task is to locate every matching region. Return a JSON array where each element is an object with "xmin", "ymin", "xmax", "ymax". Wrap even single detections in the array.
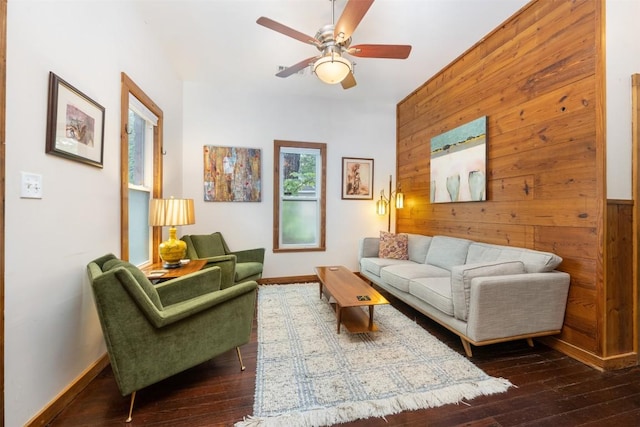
[{"xmin": 313, "ymin": 54, "xmax": 351, "ymax": 85}]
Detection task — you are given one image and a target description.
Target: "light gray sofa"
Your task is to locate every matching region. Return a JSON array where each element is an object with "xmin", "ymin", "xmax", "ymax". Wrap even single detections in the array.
[{"xmin": 359, "ymin": 234, "xmax": 570, "ymax": 356}]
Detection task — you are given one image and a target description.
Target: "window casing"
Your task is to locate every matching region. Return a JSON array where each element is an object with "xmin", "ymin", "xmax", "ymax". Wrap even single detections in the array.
[
  {"xmin": 120, "ymin": 73, "xmax": 163, "ymax": 265},
  {"xmin": 273, "ymin": 140, "xmax": 326, "ymax": 252}
]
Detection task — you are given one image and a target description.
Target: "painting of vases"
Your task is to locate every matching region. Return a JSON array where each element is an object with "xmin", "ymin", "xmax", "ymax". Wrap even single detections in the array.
[{"xmin": 430, "ymin": 116, "xmax": 487, "ymax": 203}]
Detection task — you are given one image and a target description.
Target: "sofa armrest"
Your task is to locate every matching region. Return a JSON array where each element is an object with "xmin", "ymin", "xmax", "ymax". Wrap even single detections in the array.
[
  {"xmin": 156, "ymin": 266, "xmax": 222, "ymax": 306},
  {"xmin": 465, "ymin": 271, "xmax": 570, "ymax": 342},
  {"xmin": 359, "ymin": 237, "xmax": 380, "ymax": 260}
]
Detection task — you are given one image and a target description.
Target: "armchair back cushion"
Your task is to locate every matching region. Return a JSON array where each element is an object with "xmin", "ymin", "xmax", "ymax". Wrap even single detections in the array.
[
  {"xmin": 187, "ymin": 233, "xmax": 226, "ymax": 258},
  {"xmin": 103, "ymin": 258, "xmax": 163, "ymax": 309}
]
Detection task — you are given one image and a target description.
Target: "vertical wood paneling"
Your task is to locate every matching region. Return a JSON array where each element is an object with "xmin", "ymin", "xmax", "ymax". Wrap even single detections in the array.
[
  {"xmin": 606, "ymin": 201, "xmax": 634, "ymax": 356},
  {"xmin": 396, "ymin": 0, "xmax": 634, "ymax": 369}
]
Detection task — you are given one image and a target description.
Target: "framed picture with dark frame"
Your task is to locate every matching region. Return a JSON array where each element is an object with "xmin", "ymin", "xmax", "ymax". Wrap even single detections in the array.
[
  {"xmin": 341, "ymin": 157, "xmax": 374, "ymax": 200},
  {"xmin": 46, "ymin": 72, "xmax": 105, "ymax": 168}
]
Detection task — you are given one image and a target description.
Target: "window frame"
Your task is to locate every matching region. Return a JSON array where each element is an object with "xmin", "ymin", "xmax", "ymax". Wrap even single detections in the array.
[
  {"xmin": 120, "ymin": 72, "xmax": 163, "ymax": 264},
  {"xmin": 273, "ymin": 140, "xmax": 326, "ymax": 252}
]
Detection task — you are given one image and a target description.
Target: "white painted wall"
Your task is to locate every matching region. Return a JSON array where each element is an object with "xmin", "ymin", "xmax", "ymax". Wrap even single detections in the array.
[
  {"xmin": 606, "ymin": 0, "xmax": 640, "ymax": 199},
  {"xmin": 182, "ymin": 83, "xmax": 397, "ymax": 278},
  {"xmin": 5, "ymin": 2, "xmax": 183, "ymax": 425}
]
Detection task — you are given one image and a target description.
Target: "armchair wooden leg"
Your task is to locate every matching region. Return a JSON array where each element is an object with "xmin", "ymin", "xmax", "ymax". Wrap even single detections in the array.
[
  {"xmin": 125, "ymin": 391, "xmax": 136, "ymax": 423},
  {"xmin": 526, "ymin": 338, "xmax": 534, "ymax": 348},
  {"xmin": 236, "ymin": 347, "xmax": 246, "ymax": 371}
]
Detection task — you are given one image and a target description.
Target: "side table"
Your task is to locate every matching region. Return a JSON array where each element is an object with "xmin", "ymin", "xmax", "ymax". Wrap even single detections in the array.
[{"xmin": 140, "ymin": 259, "xmax": 208, "ymax": 282}]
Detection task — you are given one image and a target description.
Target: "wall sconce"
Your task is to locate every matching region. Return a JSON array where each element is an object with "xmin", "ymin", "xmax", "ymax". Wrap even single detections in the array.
[
  {"xmin": 376, "ymin": 175, "xmax": 404, "ymax": 232},
  {"xmin": 149, "ymin": 197, "xmax": 196, "ymax": 268}
]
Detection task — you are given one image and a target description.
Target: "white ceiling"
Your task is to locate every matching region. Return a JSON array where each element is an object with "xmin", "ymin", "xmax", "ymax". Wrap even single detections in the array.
[{"xmin": 133, "ymin": 0, "xmax": 530, "ymax": 104}]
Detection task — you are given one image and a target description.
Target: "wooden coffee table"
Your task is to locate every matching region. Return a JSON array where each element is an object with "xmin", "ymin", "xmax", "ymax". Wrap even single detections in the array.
[{"xmin": 315, "ymin": 265, "xmax": 389, "ymax": 334}]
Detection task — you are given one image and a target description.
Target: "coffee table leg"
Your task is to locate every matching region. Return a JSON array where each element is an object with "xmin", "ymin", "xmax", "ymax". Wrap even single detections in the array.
[
  {"xmin": 369, "ymin": 305, "xmax": 374, "ymax": 330},
  {"xmin": 319, "ymin": 282, "xmax": 322, "ymax": 299},
  {"xmin": 336, "ymin": 305, "xmax": 342, "ymax": 334}
]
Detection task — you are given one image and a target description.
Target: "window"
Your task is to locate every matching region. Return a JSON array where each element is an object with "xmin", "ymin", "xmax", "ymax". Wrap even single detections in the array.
[
  {"xmin": 273, "ymin": 140, "xmax": 326, "ymax": 252},
  {"xmin": 120, "ymin": 73, "xmax": 163, "ymax": 264},
  {"xmin": 127, "ymin": 97, "xmax": 157, "ymax": 265}
]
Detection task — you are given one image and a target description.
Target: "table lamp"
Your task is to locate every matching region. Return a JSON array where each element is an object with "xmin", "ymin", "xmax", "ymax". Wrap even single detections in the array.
[{"xmin": 149, "ymin": 197, "xmax": 195, "ymax": 268}]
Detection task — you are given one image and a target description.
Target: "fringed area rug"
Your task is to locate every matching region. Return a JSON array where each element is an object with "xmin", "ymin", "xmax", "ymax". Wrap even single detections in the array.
[{"xmin": 236, "ymin": 283, "xmax": 512, "ymax": 426}]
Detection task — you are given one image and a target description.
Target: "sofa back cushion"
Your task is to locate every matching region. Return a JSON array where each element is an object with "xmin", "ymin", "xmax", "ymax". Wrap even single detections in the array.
[
  {"xmin": 424, "ymin": 236, "xmax": 472, "ymax": 271},
  {"xmin": 103, "ymin": 259, "xmax": 163, "ymax": 310},
  {"xmin": 467, "ymin": 242, "xmax": 562, "ymax": 273},
  {"xmin": 450, "ymin": 261, "xmax": 525, "ymax": 321},
  {"xmin": 407, "ymin": 234, "xmax": 432, "ymax": 263}
]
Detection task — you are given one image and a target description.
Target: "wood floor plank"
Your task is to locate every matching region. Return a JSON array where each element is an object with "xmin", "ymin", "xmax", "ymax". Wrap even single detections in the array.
[{"xmin": 48, "ymin": 292, "xmax": 640, "ymax": 427}]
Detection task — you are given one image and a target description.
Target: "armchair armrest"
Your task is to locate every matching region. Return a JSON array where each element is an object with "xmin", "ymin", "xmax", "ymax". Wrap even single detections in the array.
[
  {"xmin": 153, "ymin": 280, "xmax": 258, "ymax": 327},
  {"xmin": 230, "ymin": 247, "xmax": 265, "ymax": 264},
  {"xmin": 197, "ymin": 254, "xmax": 237, "ymax": 288},
  {"xmin": 156, "ymin": 266, "xmax": 222, "ymax": 306},
  {"xmin": 465, "ymin": 271, "xmax": 570, "ymax": 342}
]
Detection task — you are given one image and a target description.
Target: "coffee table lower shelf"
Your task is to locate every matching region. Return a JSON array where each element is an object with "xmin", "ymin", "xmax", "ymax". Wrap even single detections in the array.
[{"xmin": 326, "ymin": 300, "xmax": 379, "ymax": 333}]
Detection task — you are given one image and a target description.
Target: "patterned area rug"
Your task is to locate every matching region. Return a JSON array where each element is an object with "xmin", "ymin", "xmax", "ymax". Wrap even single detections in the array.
[{"xmin": 236, "ymin": 283, "xmax": 512, "ymax": 426}]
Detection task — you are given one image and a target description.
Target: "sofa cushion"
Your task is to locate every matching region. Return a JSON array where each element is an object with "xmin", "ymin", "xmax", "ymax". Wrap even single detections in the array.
[
  {"xmin": 103, "ymin": 259, "xmax": 164, "ymax": 310},
  {"xmin": 450, "ymin": 261, "xmax": 525, "ymax": 321},
  {"xmin": 409, "ymin": 277, "xmax": 454, "ymax": 316},
  {"xmin": 360, "ymin": 257, "xmax": 414, "ymax": 277},
  {"xmin": 379, "ymin": 231, "xmax": 409, "ymax": 260},
  {"xmin": 407, "ymin": 234, "xmax": 432, "ymax": 263},
  {"xmin": 424, "ymin": 236, "xmax": 472, "ymax": 271},
  {"xmin": 235, "ymin": 261, "xmax": 263, "ymax": 282},
  {"xmin": 467, "ymin": 242, "xmax": 562, "ymax": 273},
  {"xmin": 381, "ymin": 263, "xmax": 450, "ymax": 293}
]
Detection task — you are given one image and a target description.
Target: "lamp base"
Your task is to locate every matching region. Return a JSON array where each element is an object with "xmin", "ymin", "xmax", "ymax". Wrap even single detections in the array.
[
  {"xmin": 158, "ymin": 227, "xmax": 187, "ymax": 269},
  {"xmin": 163, "ymin": 261, "xmax": 182, "ymax": 269}
]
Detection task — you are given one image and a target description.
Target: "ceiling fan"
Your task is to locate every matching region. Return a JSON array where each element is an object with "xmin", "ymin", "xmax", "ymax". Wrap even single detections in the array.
[{"xmin": 256, "ymin": 0, "xmax": 412, "ymax": 90}]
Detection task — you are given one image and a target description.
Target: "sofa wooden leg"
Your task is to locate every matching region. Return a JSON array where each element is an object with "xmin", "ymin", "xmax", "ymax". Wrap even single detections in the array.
[
  {"xmin": 460, "ymin": 338, "xmax": 473, "ymax": 357},
  {"xmin": 125, "ymin": 391, "xmax": 136, "ymax": 423},
  {"xmin": 526, "ymin": 338, "xmax": 534, "ymax": 348},
  {"xmin": 236, "ymin": 347, "xmax": 246, "ymax": 371}
]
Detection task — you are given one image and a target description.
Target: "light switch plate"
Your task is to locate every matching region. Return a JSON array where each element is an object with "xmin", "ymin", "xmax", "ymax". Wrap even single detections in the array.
[{"xmin": 20, "ymin": 172, "xmax": 43, "ymax": 199}]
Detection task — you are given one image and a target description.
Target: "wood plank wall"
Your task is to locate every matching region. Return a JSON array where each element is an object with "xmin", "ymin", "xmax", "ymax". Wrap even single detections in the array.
[{"xmin": 396, "ymin": 0, "xmax": 635, "ymax": 369}]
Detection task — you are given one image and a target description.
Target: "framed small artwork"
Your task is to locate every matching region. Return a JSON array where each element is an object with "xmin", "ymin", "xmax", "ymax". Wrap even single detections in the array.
[
  {"xmin": 45, "ymin": 72, "xmax": 105, "ymax": 168},
  {"xmin": 203, "ymin": 145, "xmax": 262, "ymax": 202},
  {"xmin": 342, "ymin": 157, "xmax": 374, "ymax": 200}
]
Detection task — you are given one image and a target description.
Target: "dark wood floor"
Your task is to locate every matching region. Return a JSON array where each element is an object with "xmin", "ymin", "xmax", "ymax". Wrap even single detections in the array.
[{"xmin": 49, "ymin": 289, "xmax": 640, "ymax": 426}]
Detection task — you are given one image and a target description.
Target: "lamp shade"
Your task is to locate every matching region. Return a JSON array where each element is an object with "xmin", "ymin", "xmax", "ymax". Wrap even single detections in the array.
[
  {"xmin": 395, "ymin": 191, "xmax": 404, "ymax": 209},
  {"xmin": 313, "ymin": 54, "xmax": 352, "ymax": 84},
  {"xmin": 149, "ymin": 198, "xmax": 195, "ymax": 227},
  {"xmin": 376, "ymin": 198, "xmax": 387, "ymax": 216}
]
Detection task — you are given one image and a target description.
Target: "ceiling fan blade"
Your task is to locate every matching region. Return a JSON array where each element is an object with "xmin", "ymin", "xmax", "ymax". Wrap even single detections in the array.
[
  {"xmin": 348, "ymin": 44, "xmax": 412, "ymax": 59},
  {"xmin": 275, "ymin": 56, "xmax": 319, "ymax": 78},
  {"xmin": 341, "ymin": 71, "xmax": 357, "ymax": 90},
  {"xmin": 334, "ymin": 0, "xmax": 374, "ymax": 43},
  {"xmin": 257, "ymin": 17, "xmax": 321, "ymax": 47}
]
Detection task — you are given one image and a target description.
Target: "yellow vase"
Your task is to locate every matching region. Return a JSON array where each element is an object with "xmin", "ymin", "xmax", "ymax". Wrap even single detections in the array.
[{"xmin": 159, "ymin": 227, "xmax": 186, "ymax": 268}]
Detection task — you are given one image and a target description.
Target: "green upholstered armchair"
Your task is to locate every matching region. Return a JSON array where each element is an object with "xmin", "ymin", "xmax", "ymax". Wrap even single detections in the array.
[
  {"xmin": 87, "ymin": 253, "xmax": 257, "ymax": 422},
  {"xmin": 181, "ymin": 232, "xmax": 265, "ymax": 284}
]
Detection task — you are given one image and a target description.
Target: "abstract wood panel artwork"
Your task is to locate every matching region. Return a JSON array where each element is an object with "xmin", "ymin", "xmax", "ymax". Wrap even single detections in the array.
[{"xmin": 203, "ymin": 146, "xmax": 261, "ymax": 202}]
